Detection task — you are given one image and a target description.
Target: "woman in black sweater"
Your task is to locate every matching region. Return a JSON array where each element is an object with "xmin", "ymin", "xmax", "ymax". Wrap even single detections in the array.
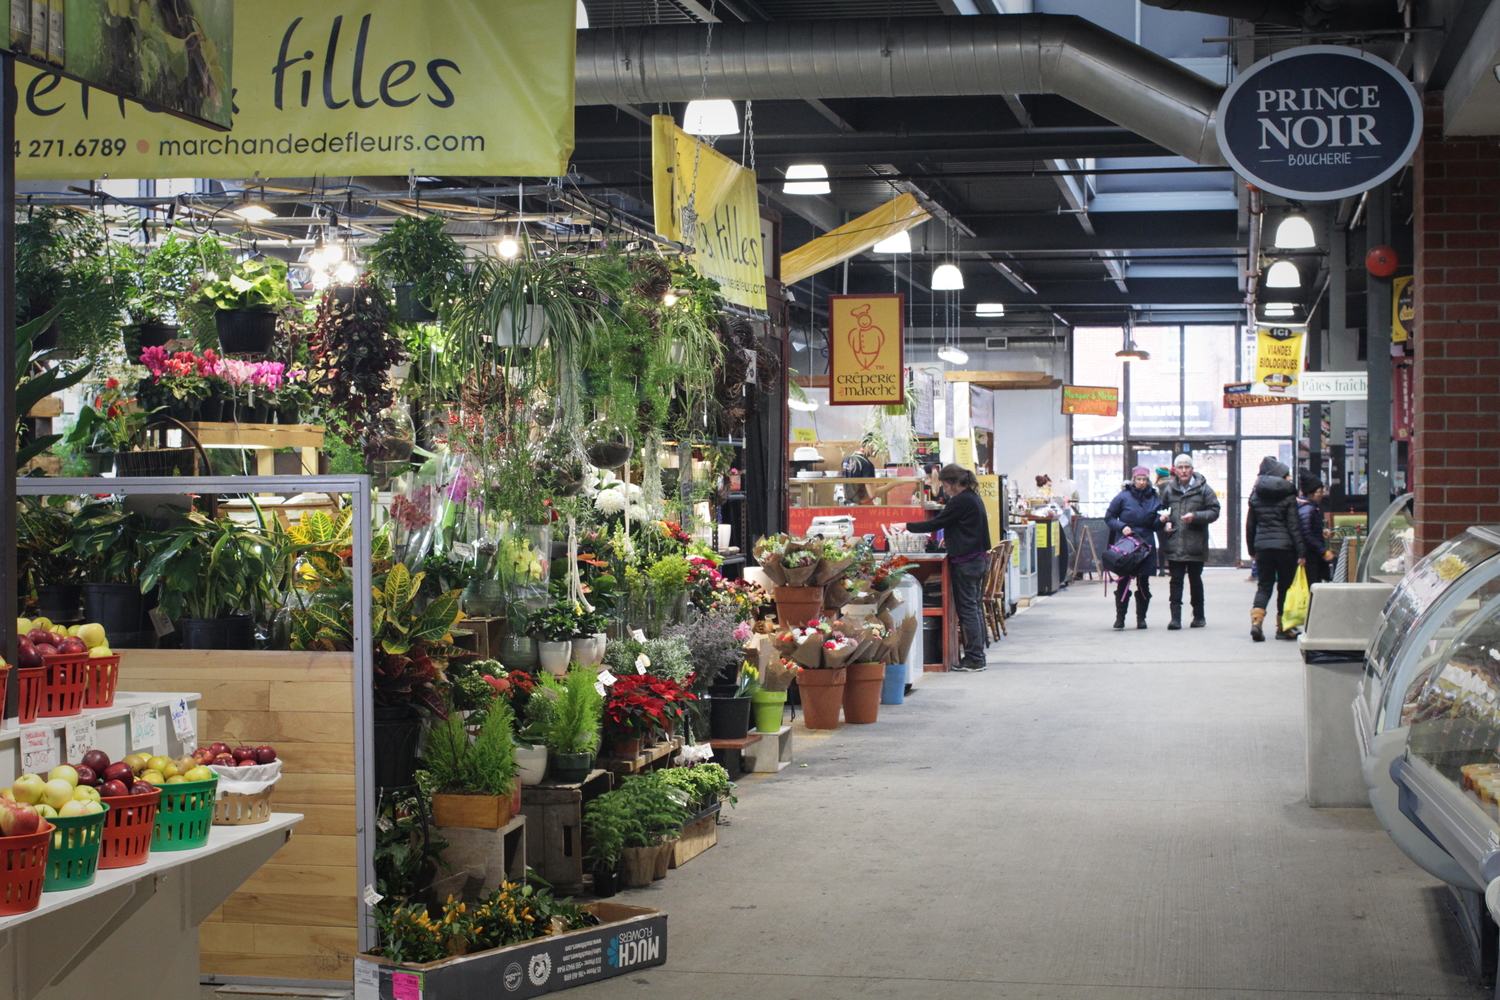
[
  {"xmin": 905, "ymin": 464, "xmax": 991, "ymax": 672},
  {"xmin": 1246, "ymin": 457, "xmax": 1306, "ymax": 642}
]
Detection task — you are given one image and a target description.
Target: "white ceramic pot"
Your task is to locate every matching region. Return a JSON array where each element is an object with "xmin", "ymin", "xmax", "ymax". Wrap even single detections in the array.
[
  {"xmin": 514, "ymin": 744, "xmax": 550, "ymax": 786},
  {"xmin": 538, "ymin": 640, "xmax": 571, "ymax": 675},
  {"xmin": 571, "ymin": 636, "xmax": 596, "ymax": 668},
  {"xmin": 593, "ymin": 633, "xmax": 608, "ymax": 665}
]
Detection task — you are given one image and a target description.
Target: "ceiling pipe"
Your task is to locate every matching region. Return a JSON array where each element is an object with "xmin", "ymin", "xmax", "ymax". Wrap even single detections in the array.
[
  {"xmin": 1139, "ymin": 0, "xmax": 1403, "ymax": 31},
  {"xmin": 575, "ymin": 14, "xmax": 1228, "ymax": 166}
]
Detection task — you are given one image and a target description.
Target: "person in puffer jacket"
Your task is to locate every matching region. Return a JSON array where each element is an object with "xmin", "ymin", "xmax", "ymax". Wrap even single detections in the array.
[
  {"xmin": 1297, "ymin": 474, "xmax": 1335, "ymax": 587},
  {"xmin": 1104, "ymin": 467, "xmax": 1161, "ymax": 630},
  {"xmin": 1245, "ymin": 457, "xmax": 1305, "ymax": 641}
]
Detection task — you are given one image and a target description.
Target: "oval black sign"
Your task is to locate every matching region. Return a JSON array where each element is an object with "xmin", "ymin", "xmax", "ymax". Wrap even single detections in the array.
[{"xmin": 1215, "ymin": 46, "xmax": 1422, "ymax": 201}]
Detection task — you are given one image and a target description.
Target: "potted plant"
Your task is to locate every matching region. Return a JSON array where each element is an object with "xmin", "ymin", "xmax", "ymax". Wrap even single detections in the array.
[
  {"xmin": 601, "ymin": 672, "xmax": 696, "ymax": 756},
  {"xmin": 527, "ymin": 600, "xmax": 585, "ymax": 675},
  {"xmin": 309, "ymin": 278, "xmax": 406, "ymax": 466},
  {"xmin": 16, "ymin": 497, "xmax": 86, "ymax": 621},
  {"xmin": 709, "ymin": 662, "xmax": 757, "ymax": 740},
  {"xmin": 540, "ymin": 667, "xmax": 602, "ymax": 784},
  {"xmin": 364, "ymin": 215, "xmax": 467, "ymax": 323},
  {"xmin": 62, "ymin": 501, "xmax": 154, "ymax": 641},
  {"xmin": 581, "ymin": 787, "xmax": 629, "ymax": 897},
  {"xmin": 612, "ymin": 772, "xmax": 690, "ymax": 888},
  {"xmin": 124, "ymin": 231, "xmax": 232, "ymax": 358},
  {"xmin": 198, "ymin": 256, "xmax": 296, "ymax": 354},
  {"xmin": 15, "ymin": 208, "xmax": 131, "ymax": 360},
  {"xmin": 572, "ymin": 608, "xmax": 609, "ymax": 668},
  {"xmin": 138, "ymin": 510, "xmax": 278, "ymax": 649},
  {"xmin": 424, "ymin": 694, "xmax": 519, "ymax": 828}
]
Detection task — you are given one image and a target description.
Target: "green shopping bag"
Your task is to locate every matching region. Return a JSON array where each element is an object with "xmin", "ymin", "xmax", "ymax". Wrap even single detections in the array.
[{"xmin": 1282, "ymin": 567, "xmax": 1310, "ymax": 628}]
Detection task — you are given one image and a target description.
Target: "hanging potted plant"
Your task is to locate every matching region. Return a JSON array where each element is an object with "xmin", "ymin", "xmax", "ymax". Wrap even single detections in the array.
[
  {"xmin": 364, "ymin": 214, "xmax": 467, "ymax": 323},
  {"xmin": 526, "ymin": 600, "xmax": 586, "ymax": 675},
  {"xmin": 124, "ymin": 231, "xmax": 233, "ymax": 360},
  {"xmin": 423, "ymin": 694, "xmax": 519, "ymax": 829},
  {"xmin": 540, "ymin": 667, "xmax": 603, "ymax": 784},
  {"xmin": 198, "ymin": 257, "xmax": 296, "ymax": 355},
  {"xmin": 309, "ymin": 278, "xmax": 406, "ymax": 467},
  {"xmin": 15, "ymin": 208, "xmax": 131, "ymax": 361}
]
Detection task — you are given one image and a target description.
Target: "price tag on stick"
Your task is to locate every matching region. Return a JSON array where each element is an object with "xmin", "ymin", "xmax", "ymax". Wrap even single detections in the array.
[
  {"xmin": 170, "ymin": 697, "xmax": 196, "ymax": 744},
  {"xmin": 131, "ymin": 703, "xmax": 161, "ymax": 753},
  {"xmin": 65, "ymin": 717, "xmax": 97, "ymax": 763}
]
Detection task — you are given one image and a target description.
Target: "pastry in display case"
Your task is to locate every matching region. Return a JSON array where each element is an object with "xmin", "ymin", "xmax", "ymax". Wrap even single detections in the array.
[{"xmin": 1356, "ymin": 526, "xmax": 1500, "ymax": 892}]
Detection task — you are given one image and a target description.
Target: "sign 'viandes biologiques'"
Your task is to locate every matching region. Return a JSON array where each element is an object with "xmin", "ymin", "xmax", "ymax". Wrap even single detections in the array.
[{"xmin": 1215, "ymin": 45, "xmax": 1422, "ymax": 201}]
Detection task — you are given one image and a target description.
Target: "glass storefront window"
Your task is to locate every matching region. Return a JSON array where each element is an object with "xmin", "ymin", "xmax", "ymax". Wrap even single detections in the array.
[
  {"xmin": 1072, "ymin": 442, "xmax": 1126, "ymax": 517},
  {"xmin": 1184, "ymin": 326, "xmax": 1237, "ymax": 436},
  {"xmin": 1127, "ymin": 327, "xmax": 1182, "ymax": 436},
  {"xmin": 1071, "ymin": 327, "xmax": 1125, "ymax": 441}
]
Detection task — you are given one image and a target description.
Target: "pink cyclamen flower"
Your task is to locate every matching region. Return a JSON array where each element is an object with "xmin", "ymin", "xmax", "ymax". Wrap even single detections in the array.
[{"xmin": 140, "ymin": 346, "xmax": 168, "ymax": 377}]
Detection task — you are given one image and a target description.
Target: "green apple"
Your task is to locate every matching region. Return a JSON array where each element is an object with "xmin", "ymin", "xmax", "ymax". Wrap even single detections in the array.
[
  {"xmin": 42, "ymin": 779, "xmax": 75, "ymax": 809},
  {"xmin": 72, "ymin": 785, "xmax": 100, "ymax": 803},
  {"xmin": 12, "ymin": 773, "xmax": 45, "ymax": 804},
  {"xmin": 36, "ymin": 803, "xmax": 58, "ymax": 818},
  {"xmin": 16, "ymin": 617, "xmax": 31, "ymax": 634},
  {"xmin": 183, "ymin": 765, "xmax": 214, "ymax": 783},
  {"xmin": 78, "ymin": 623, "xmax": 106, "ymax": 648},
  {"xmin": 59, "ymin": 800, "xmax": 89, "ymax": 817},
  {"xmin": 48, "ymin": 764, "xmax": 78, "ymax": 788},
  {"xmin": 82, "ymin": 800, "xmax": 104, "ymax": 815}
]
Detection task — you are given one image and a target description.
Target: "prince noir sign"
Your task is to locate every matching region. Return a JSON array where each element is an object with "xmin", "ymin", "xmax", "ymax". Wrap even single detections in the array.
[{"xmin": 1215, "ymin": 46, "xmax": 1422, "ymax": 201}]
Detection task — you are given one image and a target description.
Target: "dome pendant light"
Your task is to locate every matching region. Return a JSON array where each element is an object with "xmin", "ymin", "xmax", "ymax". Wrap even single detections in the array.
[
  {"xmin": 683, "ymin": 100, "xmax": 740, "ymax": 136},
  {"xmin": 1265, "ymin": 260, "xmax": 1301, "ymax": 287},
  {"xmin": 937, "ymin": 345, "xmax": 969, "ymax": 365},
  {"xmin": 872, "ymin": 230, "xmax": 912, "ymax": 254},
  {"xmin": 783, "ymin": 164, "xmax": 831, "ymax": 195},
  {"xmin": 1274, "ymin": 213, "xmax": 1316, "ymax": 249},
  {"xmin": 931, "ymin": 263, "xmax": 964, "ymax": 290}
]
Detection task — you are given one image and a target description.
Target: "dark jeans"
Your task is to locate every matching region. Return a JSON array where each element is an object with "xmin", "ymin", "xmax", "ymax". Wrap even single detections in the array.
[
  {"xmin": 1168, "ymin": 561, "xmax": 1204, "ymax": 611},
  {"xmin": 1304, "ymin": 555, "xmax": 1331, "ymax": 586},
  {"xmin": 950, "ymin": 557, "xmax": 988, "ymax": 668},
  {"xmin": 1253, "ymin": 550, "xmax": 1299, "ymax": 615},
  {"xmin": 1114, "ymin": 572, "xmax": 1152, "ymax": 603}
]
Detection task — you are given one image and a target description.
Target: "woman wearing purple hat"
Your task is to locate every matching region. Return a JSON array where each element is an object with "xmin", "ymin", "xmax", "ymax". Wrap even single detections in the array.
[{"xmin": 1104, "ymin": 467, "xmax": 1161, "ymax": 629}]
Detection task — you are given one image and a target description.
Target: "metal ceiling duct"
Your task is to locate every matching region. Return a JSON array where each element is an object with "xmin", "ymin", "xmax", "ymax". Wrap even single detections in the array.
[{"xmin": 575, "ymin": 14, "xmax": 1228, "ymax": 166}]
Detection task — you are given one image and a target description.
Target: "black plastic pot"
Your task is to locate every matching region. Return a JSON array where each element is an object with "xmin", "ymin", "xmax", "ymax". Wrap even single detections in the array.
[
  {"xmin": 30, "ymin": 319, "xmax": 60, "ymax": 351},
  {"xmin": 278, "ymin": 403, "xmax": 302, "ymax": 426},
  {"xmin": 82, "ymin": 583, "xmax": 150, "ymax": 635},
  {"xmin": 374, "ymin": 707, "xmax": 423, "ymax": 789},
  {"xmin": 124, "ymin": 321, "xmax": 178, "ymax": 361},
  {"xmin": 550, "ymin": 752, "xmax": 593, "ymax": 785},
  {"xmin": 36, "ymin": 584, "xmax": 84, "ymax": 623},
  {"xmin": 395, "ymin": 283, "xmax": 438, "ymax": 322},
  {"xmin": 591, "ymin": 868, "xmax": 619, "ymax": 898},
  {"xmin": 114, "ymin": 448, "xmax": 197, "ymax": 477},
  {"xmin": 242, "ymin": 400, "xmax": 270, "ymax": 424},
  {"xmin": 180, "ymin": 615, "xmax": 256, "ymax": 650},
  {"xmin": 216, "ymin": 309, "xmax": 278, "ymax": 355},
  {"xmin": 198, "ymin": 398, "xmax": 226, "ymax": 422},
  {"xmin": 708, "ymin": 696, "xmax": 752, "ymax": 740}
]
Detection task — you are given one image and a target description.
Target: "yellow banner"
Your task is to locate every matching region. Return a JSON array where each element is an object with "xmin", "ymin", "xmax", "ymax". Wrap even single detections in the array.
[
  {"xmin": 1255, "ymin": 327, "xmax": 1304, "ymax": 395},
  {"xmin": 780, "ymin": 193, "xmax": 930, "ymax": 287},
  {"xmin": 1393, "ymin": 275, "xmax": 1414, "ymax": 343},
  {"xmin": 16, "ymin": 0, "xmax": 575, "ymax": 180},
  {"xmin": 651, "ymin": 115, "xmax": 766, "ymax": 311},
  {"xmin": 828, "ymin": 293, "xmax": 904, "ymax": 406},
  {"xmin": 976, "ymin": 474, "xmax": 1002, "ymax": 547}
]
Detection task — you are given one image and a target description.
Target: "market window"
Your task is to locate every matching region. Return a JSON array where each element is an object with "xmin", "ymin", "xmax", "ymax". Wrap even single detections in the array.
[{"xmin": 1070, "ymin": 327, "xmax": 1125, "ymax": 441}]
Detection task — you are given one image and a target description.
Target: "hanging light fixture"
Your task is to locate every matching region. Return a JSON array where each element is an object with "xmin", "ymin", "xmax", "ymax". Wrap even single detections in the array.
[
  {"xmin": 787, "ymin": 397, "xmax": 819, "ymax": 412},
  {"xmin": 783, "ymin": 164, "xmax": 830, "ymax": 195},
  {"xmin": 931, "ymin": 263, "xmax": 964, "ymax": 290},
  {"xmin": 1263, "ymin": 302, "xmax": 1296, "ymax": 316},
  {"xmin": 683, "ymin": 99, "xmax": 740, "ymax": 136},
  {"xmin": 975, "ymin": 303, "xmax": 1006, "ymax": 317},
  {"xmin": 1265, "ymin": 260, "xmax": 1301, "ymax": 287},
  {"xmin": 1116, "ymin": 325, "xmax": 1149, "ymax": 361},
  {"xmin": 937, "ymin": 345, "xmax": 969, "ymax": 364},
  {"xmin": 872, "ymin": 230, "xmax": 911, "ymax": 254},
  {"xmin": 333, "ymin": 260, "xmax": 358, "ymax": 284},
  {"xmin": 1274, "ymin": 213, "xmax": 1316, "ymax": 248},
  {"xmin": 230, "ymin": 194, "xmax": 276, "ymax": 222},
  {"xmin": 662, "ymin": 290, "xmax": 680, "ymax": 307}
]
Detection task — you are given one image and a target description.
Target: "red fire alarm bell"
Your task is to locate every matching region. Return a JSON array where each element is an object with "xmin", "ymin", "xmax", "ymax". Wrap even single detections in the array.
[{"xmin": 1366, "ymin": 245, "xmax": 1399, "ymax": 277}]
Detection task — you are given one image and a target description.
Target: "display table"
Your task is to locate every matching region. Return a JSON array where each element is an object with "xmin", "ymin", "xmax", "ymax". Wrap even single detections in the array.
[
  {"xmin": 0, "ymin": 814, "xmax": 301, "ymax": 1000},
  {"xmin": 178, "ymin": 421, "xmax": 325, "ymax": 476}
]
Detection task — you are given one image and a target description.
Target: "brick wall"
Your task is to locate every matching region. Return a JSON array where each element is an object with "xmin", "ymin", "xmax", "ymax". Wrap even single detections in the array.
[{"xmin": 1412, "ymin": 91, "xmax": 1500, "ymax": 555}]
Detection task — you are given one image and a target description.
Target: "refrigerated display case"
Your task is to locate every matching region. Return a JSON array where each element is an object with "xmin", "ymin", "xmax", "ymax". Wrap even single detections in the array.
[
  {"xmin": 1356, "ymin": 526, "xmax": 1500, "ymax": 893},
  {"xmin": 1009, "ymin": 523, "xmax": 1037, "ymax": 601},
  {"xmin": 1355, "ymin": 492, "xmax": 1415, "ymax": 582}
]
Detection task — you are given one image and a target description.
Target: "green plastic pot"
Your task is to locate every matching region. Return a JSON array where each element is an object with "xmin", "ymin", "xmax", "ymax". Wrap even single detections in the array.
[{"xmin": 751, "ymin": 689, "xmax": 787, "ymax": 733}]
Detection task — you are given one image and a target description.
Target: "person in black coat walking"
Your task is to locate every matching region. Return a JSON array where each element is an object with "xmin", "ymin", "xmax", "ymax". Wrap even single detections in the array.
[
  {"xmin": 1246, "ymin": 457, "xmax": 1306, "ymax": 642},
  {"xmin": 1105, "ymin": 467, "xmax": 1161, "ymax": 630},
  {"xmin": 1297, "ymin": 474, "xmax": 1335, "ymax": 586}
]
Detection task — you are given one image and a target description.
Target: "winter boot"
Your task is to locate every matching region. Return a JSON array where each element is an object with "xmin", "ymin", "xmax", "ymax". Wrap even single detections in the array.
[
  {"xmin": 1167, "ymin": 603, "xmax": 1182, "ymax": 630},
  {"xmin": 1135, "ymin": 593, "xmax": 1150, "ymax": 629},
  {"xmin": 1275, "ymin": 615, "xmax": 1298, "ymax": 641},
  {"xmin": 1190, "ymin": 603, "xmax": 1206, "ymax": 628},
  {"xmin": 1250, "ymin": 608, "xmax": 1266, "ymax": 642},
  {"xmin": 1113, "ymin": 595, "xmax": 1128, "ymax": 630}
]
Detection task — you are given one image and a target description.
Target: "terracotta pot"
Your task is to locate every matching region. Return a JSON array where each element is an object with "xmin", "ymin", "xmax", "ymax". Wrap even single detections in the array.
[
  {"xmin": 431, "ymin": 793, "xmax": 513, "ymax": 829},
  {"xmin": 796, "ymin": 667, "xmax": 847, "ymax": 729},
  {"xmin": 842, "ymin": 662, "xmax": 887, "ymax": 724},
  {"xmin": 609, "ymin": 735, "xmax": 643, "ymax": 760},
  {"xmin": 621, "ymin": 846, "xmax": 656, "ymax": 888},
  {"xmin": 774, "ymin": 585, "xmax": 825, "ymax": 630}
]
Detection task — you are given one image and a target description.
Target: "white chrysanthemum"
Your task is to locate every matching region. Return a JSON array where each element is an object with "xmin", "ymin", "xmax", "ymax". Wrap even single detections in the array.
[
  {"xmin": 627, "ymin": 503, "xmax": 650, "ymax": 520},
  {"xmin": 595, "ymin": 488, "xmax": 627, "ymax": 515},
  {"xmin": 626, "ymin": 483, "xmax": 643, "ymax": 498}
]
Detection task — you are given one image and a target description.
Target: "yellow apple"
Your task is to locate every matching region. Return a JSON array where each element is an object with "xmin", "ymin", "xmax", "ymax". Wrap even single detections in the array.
[
  {"xmin": 16, "ymin": 617, "xmax": 31, "ymax": 634},
  {"xmin": 32, "ymin": 616, "xmax": 51, "ymax": 630},
  {"xmin": 48, "ymin": 765, "xmax": 79, "ymax": 788},
  {"xmin": 66, "ymin": 625, "xmax": 80, "ymax": 637},
  {"xmin": 161, "ymin": 763, "xmax": 180, "ymax": 779},
  {"xmin": 89, "ymin": 645, "xmax": 112, "ymax": 657},
  {"xmin": 72, "ymin": 786, "xmax": 100, "ymax": 802},
  {"xmin": 141, "ymin": 770, "xmax": 166, "ymax": 784},
  {"xmin": 183, "ymin": 766, "xmax": 214, "ymax": 783},
  {"xmin": 83, "ymin": 800, "xmax": 104, "ymax": 815},
  {"xmin": 123, "ymin": 753, "xmax": 150, "ymax": 774},
  {"xmin": 78, "ymin": 623, "xmax": 107, "ymax": 648},
  {"xmin": 42, "ymin": 779, "xmax": 74, "ymax": 809},
  {"xmin": 37, "ymin": 803, "xmax": 58, "ymax": 818},
  {"xmin": 145, "ymin": 756, "xmax": 172, "ymax": 774},
  {"xmin": 12, "ymin": 774, "xmax": 45, "ymax": 804},
  {"xmin": 165, "ymin": 775, "xmax": 185, "ymax": 783},
  {"xmin": 59, "ymin": 800, "xmax": 89, "ymax": 817}
]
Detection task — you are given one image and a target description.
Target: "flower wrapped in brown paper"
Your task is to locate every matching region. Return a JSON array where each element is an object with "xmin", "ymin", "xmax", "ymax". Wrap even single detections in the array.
[
  {"xmin": 780, "ymin": 548, "xmax": 819, "ymax": 586},
  {"xmin": 813, "ymin": 554, "xmax": 856, "ymax": 587},
  {"xmin": 769, "ymin": 631, "xmax": 799, "ymax": 657},
  {"xmin": 820, "ymin": 637, "xmax": 862, "ymax": 669},
  {"xmin": 791, "ymin": 632, "xmax": 827, "ymax": 668},
  {"xmin": 760, "ymin": 657, "xmax": 799, "ymax": 692},
  {"xmin": 895, "ymin": 616, "xmax": 920, "ymax": 662},
  {"xmin": 876, "ymin": 609, "xmax": 895, "ymax": 629},
  {"xmin": 875, "ymin": 588, "xmax": 905, "ymax": 614},
  {"xmin": 823, "ymin": 579, "xmax": 853, "ymax": 608}
]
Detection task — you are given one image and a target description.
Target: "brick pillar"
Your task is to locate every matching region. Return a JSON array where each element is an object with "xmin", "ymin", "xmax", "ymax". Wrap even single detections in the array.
[{"xmin": 1412, "ymin": 91, "xmax": 1500, "ymax": 555}]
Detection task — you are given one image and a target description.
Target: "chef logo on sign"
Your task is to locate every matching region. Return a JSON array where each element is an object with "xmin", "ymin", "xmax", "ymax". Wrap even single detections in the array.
[{"xmin": 848, "ymin": 303, "xmax": 886, "ymax": 370}]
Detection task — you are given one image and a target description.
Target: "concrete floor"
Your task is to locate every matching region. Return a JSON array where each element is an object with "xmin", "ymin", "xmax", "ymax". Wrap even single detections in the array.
[{"xmin": 567, "ymin": 569, "xmax": 1488, "ymax": 1000}]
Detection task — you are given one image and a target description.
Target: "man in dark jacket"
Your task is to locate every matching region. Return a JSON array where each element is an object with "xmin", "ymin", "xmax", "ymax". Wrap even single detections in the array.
[
  {"xmin": 905, "ymin": 464, "xmax": 991, "ymax": 672},
  {"xmin": 1157, "ymin": 453, "xmax": 1221, "ymax": 630},
  {"xmin": 1297, "ymin": 474, "xmax": 1335, "ymax": 586},
  {"xmin": 1105, "ymin": 467, "xmax": 1161, "ymax": 630},
  {"xmin": 1246, "ymin": 457, "xmax": 1306, "ymax": 642}
]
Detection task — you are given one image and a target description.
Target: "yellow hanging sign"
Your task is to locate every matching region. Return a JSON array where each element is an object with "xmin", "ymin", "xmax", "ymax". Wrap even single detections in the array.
[
  {"xmin": 1392, "ymin": 275, "xmax": 1414, "ymax": 343},
  {"xmin": 16, "ymin": 0, "xmax": 576, "ymax": 180},
  {"xmin": 780, "ymin": 193, "xmax": 930, "ymax": 287},
  {"xmin": 976, "ymin": 475, "xmax": 1003, "ymax": 547},
  {"xmin": 1254, "ymin": 327, "xmax": 1304, "ymax": 396},
  {"xmin": 791, "ymin": 428, "xmax": 818, "ymax": 443},
  {"xmin": 651, "ymin": 115, "xmax": 767, "ymax": 311},
  {"xmin": 828, "ymin": 293, "xmax": 904, "ymax": 406}
]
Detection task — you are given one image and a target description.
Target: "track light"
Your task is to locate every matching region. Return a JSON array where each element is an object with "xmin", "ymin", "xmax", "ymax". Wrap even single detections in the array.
[
  {"xmin": 783, "ymin": 164, "xmax": 831, "ymax": 195},
  {"xmin": 931, "ymin": 263, "xmax": 964, "ymax": 290},
  {"xmin": 231, "ymin": 197, "xmax": 276, "ymax": 222},
  {"xmin": 683, "ymin": 99, "xmax": 740, "ymax": 136},
  {"xmin": 975, "ymin": 303, "xmax": 1006, "ymax": 317},
  {"xmin": 1274, "ymin": 214, "xmax": 1316, "ymax": 249},
  {"xmin": 872, "ymin": 230, "xmax": 911, "ymax": 254},
  {"xmin": 1263, "ymin": 302, "xmax": 1296, "ymax": 316},
  {"xmin": 937, "ymin": 345, "xmax": 969, "ymax": 364},
  {"xmin": 1266, "ymin": 260, "xmax": 1301, "ymax": 287}
]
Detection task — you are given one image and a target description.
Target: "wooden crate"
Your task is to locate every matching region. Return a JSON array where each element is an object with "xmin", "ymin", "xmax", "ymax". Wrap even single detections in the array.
[
  {"xmin": 452, "ymin": 617, "xmax": 508, "ymax": 661},
  {"xmin": 517, "ymin": 769, "xmax": 613, "ymax": 894},
  {"xmin": 431, "ymin": 814, "xmax": 526, "ymax": 899},
  {"xmin": 670, "ymin": 803, "xmax": 722, "ymax": 869},
  {"xmin": 118, "ymin": 649, "xmax": 357, "ymax": 983}
]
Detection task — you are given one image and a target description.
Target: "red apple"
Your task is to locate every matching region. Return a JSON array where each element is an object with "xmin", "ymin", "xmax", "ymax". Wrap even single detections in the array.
[
  {"xmin": 208, "ymin": 742, "xmax": 230, "ymax": 756},
  {"xmin": 213, "ymin": 753, "xmax": 235, "ymax": 766},
  {"xmin": 0, "ymin": 800, "xmax": 40, "ymax": 836},
  {"xmin": 98, "ymin": 780, "xmax": 129, "ymax": 798},
  {"xmin": 102, "ymin": 762, "xmax": 133, "ymax": 784},
  {"xmin": 81, "ymin": 749, "xmax": 110, "ymax": 773},
  {"xmin": 74, "ymin": 765, "xmax": 98, "ymax": 786},
  {"xmin": 129, "ymin": 781, "xmax": 155, "ymax": 796},
  {"xmin": 231, "ymin": 747, "xmax": 256, "ymax": 763},
  {"xmin": 237, "ymin": 758, "xmax": 258, "ymax": 767},
  {"xmin": 15, "ymin": 642, "xmax": 41, "ymax": 669},
  {"xmin": 33, "ymin": 643, "xmax": 57, "ymax": 658},
  {"xmin": 25, "ymin": 628, "xmax": 49, "ymax": 645},
  {"xmin": 192, "ymin": 748, "xmax": 215, "ymax": 765},
  {"xmin": 57, "ymin": 637, "xmax": 86, "ymax": 655},
  {"xmin": 254, "ymin": 746, "xmax": 277, "ymax": 764},
  {"xmin": 45, "ymin": 632, "xmax": 65, "ymax": 647}
]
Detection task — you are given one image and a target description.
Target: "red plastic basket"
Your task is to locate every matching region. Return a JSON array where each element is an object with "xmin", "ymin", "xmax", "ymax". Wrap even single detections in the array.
[
  {"xmin": 98, "ymin": 788, "xmax": 160, "ymax": 869},
  {"xmin": 16, "ymin": 666, "xmax": 44, "ymax": 725},
  {"xmin": 38, "ymin": 652, "xmax": 88, "ymax": 718},
  {"xmin": 0, "ymin": 820, "xmax": 53, "ymax": 916},
  {"xmin": 82, "ymin": 654, "xmax": 121, "ymax": 709},
  {"xmin": 0, "ymin": 664, "xmax": 9, "ymax": 721}
]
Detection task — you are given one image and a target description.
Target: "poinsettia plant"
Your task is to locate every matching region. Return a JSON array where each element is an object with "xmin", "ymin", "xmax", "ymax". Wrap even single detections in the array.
[{"xmin": 602, "ymin": 674, "xmax": 697, "ymax": 738}]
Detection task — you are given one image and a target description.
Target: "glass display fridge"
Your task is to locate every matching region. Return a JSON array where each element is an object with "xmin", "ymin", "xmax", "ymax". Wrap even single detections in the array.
[
  {"xmin": 1355, "ymin": 492, "xmax": 1415, "ymax": 583},
  {"xmin": 1356, "ymin": 526, "xmax": 1500, "ymax": 896}
]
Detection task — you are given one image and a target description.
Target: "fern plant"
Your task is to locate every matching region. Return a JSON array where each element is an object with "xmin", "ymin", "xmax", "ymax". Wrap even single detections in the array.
[
  {"xmin": 544, "ymin": 666, "xmax": 603, "ymax": 756},
  {"xmin": 424, "ymin": 695, "xmax": 518, "ymax": 797}
]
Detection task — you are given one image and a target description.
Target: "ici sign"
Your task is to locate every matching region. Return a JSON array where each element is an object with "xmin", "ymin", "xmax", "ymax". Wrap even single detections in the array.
[{"xmin": 1215, "ymin": 46, "xmax": 1422, "ymax": 201}]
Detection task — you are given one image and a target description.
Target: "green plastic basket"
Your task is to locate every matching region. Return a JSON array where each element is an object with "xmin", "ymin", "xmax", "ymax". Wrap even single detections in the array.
[
  {"xmin": 43, "ymin": 803, "xmax": 109, "ymax": 892},
  {"xmin": 151, "ymin": 778, "xmax": 218, "ymax": 851}
]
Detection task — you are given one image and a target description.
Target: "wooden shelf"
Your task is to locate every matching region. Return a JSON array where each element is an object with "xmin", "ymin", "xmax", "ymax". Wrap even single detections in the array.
[{"xmin": 707, "ymin": 733, "xmax": 763, "ymax": 751}]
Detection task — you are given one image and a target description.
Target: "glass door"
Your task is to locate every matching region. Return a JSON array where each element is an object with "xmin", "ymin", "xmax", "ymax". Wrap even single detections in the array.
[{"xmin": 1128, "ymin": 440, "xmax": 1237, "ymax": 566}]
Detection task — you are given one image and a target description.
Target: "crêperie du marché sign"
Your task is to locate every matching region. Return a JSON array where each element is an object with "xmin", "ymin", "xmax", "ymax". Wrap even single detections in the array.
[{"xmin": 1215, "ymin": 45, "xmax": 1421, "ymax": 201}]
